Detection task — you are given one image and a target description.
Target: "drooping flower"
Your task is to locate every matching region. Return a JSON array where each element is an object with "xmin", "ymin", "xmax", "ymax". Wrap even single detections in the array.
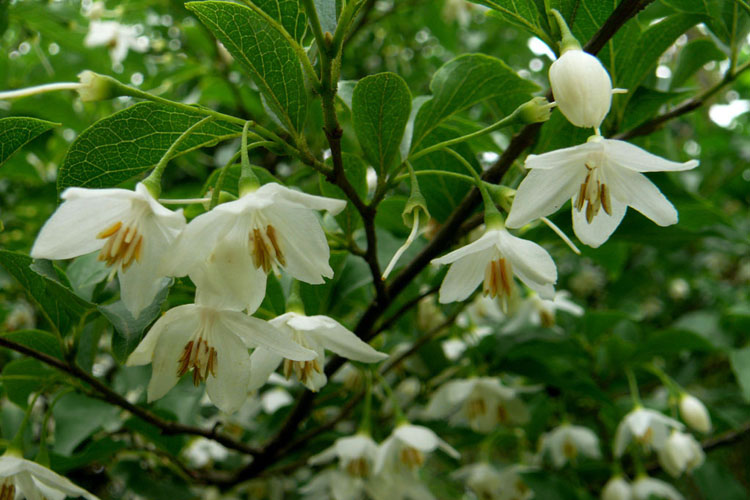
[
  {"xmin": 374, "ymin": 423, "xmax": 460, "ymax": 475},
  {"xmin": 126, "ymin": 304, "xmax": 315, "ymax": 413},
  {"xmin": 678, "ymin": 394, "xmax": 711, "ymax": 433},
  {"xmin": 423, "ymin": 377, "xmax": 529, "ymax": 433},
  {"xmin": 601, "ymin": 476, "xmax": 632, "ymax": 500},
  {"xmin": 0, "ymin": 453, "xmax": 99, "ymax": 500},
  {"xmin": 657, "ymin": 431, "xmax": 705, "ymax": 478},
  {"xmin": 31, "ymin": 183, "xmax": 186, "ymax": 318},
  {"xmin": 549, "ymin": 49, "xmax": 615, "ymax": 130},
  {"xmin": 309, "ymin": 434, "xmax": 379, "ymax": 479},
  {"xmin": 166, "ymin": 183, "xmax": 346, "ymax": 312},
  {"xmin": 247, "ymin": 312, "xmax": 386, "ymax": 392},
  {"xmin": 631, "ymin": 475, "xmax": 684, "ymax": 500},
  {"xmin": 506, "ymin": 135, "xmax": 699, "ymax": 248},
  {"xmin": 613, "ymin": 407, "xmax": 684, "ymax": 457},
  {"xmin": 540, "ymin": 424, "xmax": 601, "ymax": 468},
  {"xmin": 84, "ymin": 20, "xmax": 148, "ymax": 66},
  {"xmin": 431, "ymin": 226, "xmax": 557, "ymax": 312},
  {"xmin": 453, "ymin": 463, "xmax": 534, "ymax": 500}
]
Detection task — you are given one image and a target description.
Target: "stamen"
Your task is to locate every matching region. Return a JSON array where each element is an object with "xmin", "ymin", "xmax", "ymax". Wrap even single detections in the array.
[
  {"xmin": 346, "ymin": 458, "xmax": 370, "ymax": 478},
  {"xmin": 497, "ymin": 404, "xmax": 508, "ymax": 424},
  {"xmin": 249, "ymin": 225, "xmax": 285, "ymax": 273},
  {"xmin": 575, "ymin": 163, "xmax": 610, "ymax": 224},
  {"xmin": 466, "ymin": 398, "xmax": 487, "ymax": 419},
  {"xmin": 283, "ymin": 358, "xmax": 323, "ymax": 387},
  {"xmin": 96, "ymin": 220, "xmax": 145, "ymax": 270},
  {"xmin": 399, "ymin": 446, "xmax": 424, "ymax": 469},
  {"xmin": 483, "ymin": 258, "xmax": 516, "ymax": 313},
  {"xmin": 563, "ymin": 439, "xmax": 578, "ymax": 460},
  {"xmin": 600, "ymin": 184, "xmax": 611, "ymax": 215},
  {"xmin": 266, "ymin": 225, "xmax": 285, "ymax": 266},
  {"xmin": 177, "ymin": 338, "xmax": 218, "ymax": 385},
  {"xmin": 97, "ymin": 221, "xmax": 122, "ymax": 239},
  {"xmin": 0, "ymin": 480, "xmax": 15, "ymax": 500}
]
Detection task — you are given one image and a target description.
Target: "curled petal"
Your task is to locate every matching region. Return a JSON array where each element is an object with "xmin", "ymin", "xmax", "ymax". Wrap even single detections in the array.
[
  {"xmin": 603, "ymin": 139, "xmax": 699, "ymax": 172},
  {"xmin": 607, "ymin": 167, "xmax": 678, "ymax": 227}
]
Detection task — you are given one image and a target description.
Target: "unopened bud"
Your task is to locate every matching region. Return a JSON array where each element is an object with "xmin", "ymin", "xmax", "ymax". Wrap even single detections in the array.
[
  {"xmin": 679, "ymin": 394, "xmax": 711, "ymax": 433},
  {"xmin": 515, "ymin": 97, "xmax": 555, "ymax": 125},
  {"xmin": 76, "ymin": 71, "xmax": 120, "ymax": 102},
  {"xmin": 549, "ymin": 50, "xmax": 613, "ymax": 129},
  {"xmin": 601, "ymin": 476, "xmax": 632, "ymax": 500},
  {"xmin": 657, "ymin": 430, "xmax": 705, "ymax": 478}
]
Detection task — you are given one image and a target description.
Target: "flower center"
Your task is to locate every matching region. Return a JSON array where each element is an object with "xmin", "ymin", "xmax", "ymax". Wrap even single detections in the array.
[
  {"xmin": 497, "ymin": 404, "xmax": 509, "ymax": 424},
  {"xmin": 575, "ymin": 163, "xmax": 612, "ymax": 223},
  {"xmin": 563, "ymin": 439, "xmax": 578, "ymax": 460},
  {"xmin": 0, "ymin": 479, "xmax": 14, "ymax": 500},
  {"xmin": 249, "ymin": 224, "xmax": 286, "ymax": 273},
  {"xmin": 483, "ymin": 257, "xmax": 516, "ymax": 312},
  {"xmin": 345, "ymin": 457, "xmax": 370, "ymax": 478},
  {"xmin": 96, "ymin": 220, "xmax": 144, "ymax": 270},
  {"xmin": 399, "ymin": 446, "xmax": 424, "ymax": 469},
  {"xmin": 283, "ymin": 358, "xmax": 322, "ymax": 385},
  {"xmin": 177, "ymin": 315, "xmax": 218, "ymax": 386},
  {"xmin": 466, "ymin": 397, "xmax": 487, "ymax": 419},
  {"xmin": 638, "ymin": 426, "xmax": 654, "ymax": 446}
]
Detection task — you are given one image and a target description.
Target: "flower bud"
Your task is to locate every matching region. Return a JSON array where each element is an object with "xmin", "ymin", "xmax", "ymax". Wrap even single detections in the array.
[
  {"xmin": 76, "ymin": 71, "xmax": 120, "ymax": 102},
  {"xmin": 514, "ymin": 96, "xmax": 555, "ymax": 124},
  {"xmin": 549, "ymin": 50, "xmax": 613, "ymax": 129},
  {"xmin": 602, "ymin": 476, "xmax": 632, "ymax": 500},
  {"xmin": 657, "ymin": 430, "xmax": 705, "ymax": 478},
  {"xmin": 679, "ymin": 394, "xmax": 711, "ymax": 433}
]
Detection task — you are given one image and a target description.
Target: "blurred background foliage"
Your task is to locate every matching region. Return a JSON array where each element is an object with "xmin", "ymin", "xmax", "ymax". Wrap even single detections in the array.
[{"xmin": 0, "ymin": 0, "xmax": 749, "ymax": 499}]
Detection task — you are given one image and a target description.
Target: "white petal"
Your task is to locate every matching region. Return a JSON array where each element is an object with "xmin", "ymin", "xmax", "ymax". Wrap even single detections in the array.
[
  {"xmin": 603, "ymin": 139, "xmax": 699, "ymax": 172},
  {"xmin": 219, "ymin": 311, "xmax": 316, "ymax": 361},
  {"xmin": 336, "ymin": 435, "xmax": 378, "ymax": 463},
  {"xmin": 633, "ymin": 477, "xmax": 684, "ymax": 500},
  {"xmin": 302, "ymin": 366, "xmax": 328, "ymax": 392},
  {"xmin": 205, "ymin": 326, "xmax": 252, "ymax": 414},
  {"xmin": 394, "ymin": 424, "xmax": 439, "ymax": 452},
  {"xmin": 308, "ymin": 443, "xmax": 339, "ymax": 466},
  {"xmin": 117, "ymin": 235, "xmax": 169, "ymax": 319},
  {"xmin": 497, "ymin": 231, "xmax": 557, "ymax": 297},
  {"xmin": 31, "ymin": 190, "xmax": 133, "ymax": 259},
  {"xmin": 613, "ymin": 419, "xmax": 633, "ymax": 458},
  {"xmin": 260, "ymin": 182, "xmax": 347, "ymax": 215},
  {"xmin": 436, "ymin": 438, "xmax": 461, "ymax": 459},
  {"xmin": 165, "ymin": 207, "xmax": 238, "ymax": 277},
  {"xmin": 432, "ymin": 229, "xmax": 498, "ymax": 266},
  {"xmin": 126, "ymin": 305, "xmax": 198, "ymax": 366},
  {"xmin": 373, "ymin": 437, "xmax": 396, "ymax": 474},
  {"xmin": 248, "ymin": 348, "xmax": 284, "ymax": 392},
  {"xmin": 17, "ymin": 460, "xmax": 99, "ymax": 500},
  {"xmin": 606, "ymin": 166, "xmax": 678, "ymax": 227},
  {"xmin": 506, "ymin": 166, "xmax": 584, "ymax": 228},
  {"xmin": 572, "ymin": 197, "xmax": 627, "ymax": 248},
  {"xmin": 524, "ymin": 141, "xmax": 600, "ymax": 170},
  {"xmin": 424, "ymin": 384, "xmax": 459, "ymax": 419},
  {"xmin": 305, "ymin": 316, "xmax": 388, "ymax": 363},
  {"xmin": 145, "ymin": 306, "xmax": 200, "ymax": 401},
  {"xmin": 437, "ymin": 247, "xmax": 493, "ymax": 303},
  {"xmin": 263, "ymin": 202, "xmax": 334, "ymax": 284}
]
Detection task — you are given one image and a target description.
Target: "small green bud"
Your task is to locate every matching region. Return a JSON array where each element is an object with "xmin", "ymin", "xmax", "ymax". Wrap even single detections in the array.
[
  {"xmin": 483, "ymin": 182, "xmax": 515, "ymax": 212},
  {"xmin": 515, "ymin": 97, "xmax": 555, "ymax": 125},
  {"xmin": 76, "ymin": 71, "xmax": 122, "ymax": 102}
]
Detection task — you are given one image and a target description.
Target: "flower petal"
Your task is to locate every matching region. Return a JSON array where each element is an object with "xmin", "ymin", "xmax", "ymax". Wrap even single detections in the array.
[
  {"xmin": 308, "ymin": 443, "xmax": 339, "ymax": 466},
  {"xmin": 17, "ymin": 460, "xmax": 99, "ymax": 500},
  {"xmin": 572, "ymin": 197, "xmax": 627, "ymax": 248},
  {"xmin": 31, "ymin": 189, "xmax": 133, "ymax": 260},
  {"xmin": 305, "ymin": 316, "xmax": 388, "ymax": 363},
  {"xmin": 604, "ymin": 139, "xmax": 699, "ymax": 172},
  {"xmin": 432, "ymin": 229, "xmax": 498, "ymax": 266},
  {"xmin": 260, "ymin": 182, "xmax": 347, "ymax": 215},
  {"xmin": 497, "ymin": 231, "xmax": 557, "ymax": 297},
  {"xmin": 247, "ymin": 347, "xmax": 283, "ymax": 392},
  {"xmin": 205, "ymin": 326, "xmax": 252, "ymax": 414},
  {"xmin": 394, "ymin": 424, "xmax": 439, "ymax": 452},
  {"xmin": 118, "ymin": 222, "xmax": 171, "ymax": 318},
  {"xmin": 126, "ymin": 305, "xmax": 197, "ymax": 366},
  {"xmin": 607, "ymin": 166, "xmax": 678, "ymax": 227},
  {"xmin": 164, "ymin": 207, "xmax": 238, "ymax": 277},
  {"xmin": 437, "ymin": 246, "xmax": 493, "ymax": 303},
  {"xmin": 219, "ymin": 311, "xmax": 316, "ymax": 361},
  {"xmin": 506, "ymin": 165, "xmax": 585, "ymax": 228},
  {"xmin": 524, "ymin": 141, "xmax": 600, "ymax": 170}
]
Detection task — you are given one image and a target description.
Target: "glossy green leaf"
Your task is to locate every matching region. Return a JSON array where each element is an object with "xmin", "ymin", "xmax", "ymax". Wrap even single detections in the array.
[
  {"xmin": 1, "ymin": 358, "xmax": 53, "ymax": 408},
  {"xmin": 474, "ymin": 0, "xmax": 552, "ymax": 46},
  {"xmin": 352, "ymin": 72, "xmax": 412, "ymax": 175},
  {"xmin": 410, "ymin": 54, "xmax": 538, "ymax": 152},
  {"xmin": 52, "ymin": 393, "xmax": 120, "ymax": 455},
  {"xmin": 252, "ymin": 0, "xmax": 307, "ymax": 40},
  {"xmin": 186, "ymin": 1, "xmax": 308, "ymax": 135},
  {"xmin": 58, "ymin": 102, "xmax": 241, "ymax": 192},
  {"xmin": 0, "ymin": 116, "xmax": 58, "ymax": 169},
  {"xmin": 0, "ymin": 251, "xmax": 93, "ymax": 335},
  {"xmin": 0, "ymin": 329, "xmax": 64, "ymax": 360},
  {"xmin": 671, "ymin": 39, "xmax": 726, "ymax": 88}
]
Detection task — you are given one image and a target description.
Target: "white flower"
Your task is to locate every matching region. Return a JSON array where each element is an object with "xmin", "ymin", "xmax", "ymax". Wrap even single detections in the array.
[
  {"xmin": 679, "ymin": 394, "xmax": 711, "ymax": 433},
  {"xmin": 601, "ymin": 476, "xmax": 632, "ymax": 500},
  {"xmin": 506, "ymin": 135, "xmax": 699, "ymax": 248},
  {"xmin": 614, "ymin": 407, "xmax": 684, "ymax": 457},
  {"xmin": 374, "ymin": 424, "xmax": 459, "ymax": 475},
  {"xmin": 0, "ymin": 454, "xmax": 99, "ymax": 500},
  {"xmin": 632, "ymin": 475, "xmax": 683, "ymax": 500},
  {"xmin": 541, "ymin": 424, "xmax": 601, "ymax": 468},
  {"xmin": 31, "ymin": 183, "xmax": 185, "ymax": 318},
  {"xmin": 501, "ymin": 290, "xmax": 583, "ymax": 333},
  {"xmin": 432, "ymin": 226, "xmax": 557, "ymax": 311},
  {"xmin": 453, "ymin": 463, "xmax": 533, "ymax": 500},
  {"xmin": 247, "ymin": 312, "xmax": 387, "ymax": 392},
  {"xmin": 310, "ymin": 434, "xmax": 379, "ymax": 479},
  {"xmin": 549, "ymin": 49, "xmax": 614, "ymax": 130},
  {"xmin": 657, "ymin": 431, "xmax": 705, "ymax": 478},
  {"xmin": 85, "ymin": 20, "xmax": 148, "ymax": 66},
  {"xmin": 183, "ymin": 438, "xmax": 229, "ymax": 468},
  {"xmin": 166, "ymin": 183, "xmax": 346, "ymax": 312},
  {"xmin": 301, "ymin": 469, "xmax": 370, "ymax": 500},
  {"xmin": 423, "ymin": 378, "xmax": 529, "ymax": 433},
  {"xmin": 126, "ymin": 304, "xmax": 315, "ymax": 413}
]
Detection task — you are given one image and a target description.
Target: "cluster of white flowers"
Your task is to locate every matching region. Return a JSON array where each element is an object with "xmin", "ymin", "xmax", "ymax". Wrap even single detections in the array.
[{"xmin": 31, "ymin": 181, "xmax": 387, "ymax": 413}]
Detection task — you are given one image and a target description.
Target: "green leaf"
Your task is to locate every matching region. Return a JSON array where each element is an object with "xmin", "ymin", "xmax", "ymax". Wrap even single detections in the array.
[
  {"xmin": 620, "ymin": 87, "xmax": 687, "ymax": 131},
  {"xmin": 0, "ymin": 251, "xmax": 93, "ymax": 335},
  {"xmin": 0, "ymin": 117, "xmax": 58, "ymax": 169},
  {"xmin": 319, "ymin": 153, "xmax": 367, "ymax": 235},
  {"xmin": 411, "ymin": 54, "xmax": 538, "ymax": 152},
  {"xmin": 252, "ymin": 0, "xmax": 307, "ymax": 40},
  {"xmin": 102, "ymin": 281, "xmax": 170, "ymax": 364},
  {"xmin": 66, "ymin": 252, "xmax": 110, "ymax": 302},
  {"xmin": 1, "ymin": 358, "xmax": 53, "ymax": 408},
  {"xmin": 0, "ymin": 330, "xmax": 64, "ymax": 360},
  {"xmin": 352, "ymin": 72, "xmax": 412, "ymax": 175},
  {"xmin": 671, "ymin": 39, "xmax": 726, "ymax": 88},
  {"xmin": 186, "ymin": 1, "xmax": 308, "ymax": 135},
  {"xmin": 52, "ymin": 393, "xmax": 120, "ymax": 456},
  {"xmin": 662, "ymin": 0, "xmax": 748, "ymax": 44},
  {"xmin": 474, "ymin": 0, "xmax": 552, "ymax": 46},
  {"xmin": 58, "ymin": 102, "xmax": 241, "ymax": 192},
  {"xmin": 729, "ymin": 346, "xmax": 750, "ymax": 402}
]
